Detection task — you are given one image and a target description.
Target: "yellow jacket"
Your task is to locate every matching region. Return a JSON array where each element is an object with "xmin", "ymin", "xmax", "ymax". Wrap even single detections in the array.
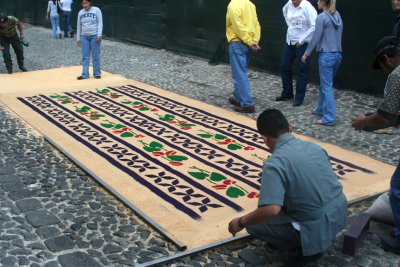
[{"xmin": 226, "ymin": 0, "xmax": 261, "ymax": 47}]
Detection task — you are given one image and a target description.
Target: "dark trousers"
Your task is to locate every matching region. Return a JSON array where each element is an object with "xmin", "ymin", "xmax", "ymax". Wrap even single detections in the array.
[
  {"xmin": 280, "ymin": 42, "xmax": 310, "ymax": 102},
  {"xmin": 391, "ymin": 160, "xmax": 400, "ymax": 240},
  {"xmin": 247, "ymin": 223, "xmax": 301, "ymax": 251},
  {"xmin": 0, "ymin": 34, "xmax": 24, "ymax": 71}
]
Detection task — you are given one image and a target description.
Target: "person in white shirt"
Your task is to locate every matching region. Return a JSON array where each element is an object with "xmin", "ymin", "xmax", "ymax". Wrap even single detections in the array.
[
  {"xmin": 276, "ymin": 0, "xmax": 317, "ymax": 107},
  {"xmin": 60, "ymin": 0, "xmax": 74, "ymax": 38}
]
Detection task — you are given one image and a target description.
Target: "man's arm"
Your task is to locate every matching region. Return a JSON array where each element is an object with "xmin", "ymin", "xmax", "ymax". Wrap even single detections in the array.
[
  {"xmin": 228, "ymin": 204, "xmax": 281, "ymax": 236},
  {"xmin": 17, "ymin": 23, "xmax": 24, "ymax": 40}
]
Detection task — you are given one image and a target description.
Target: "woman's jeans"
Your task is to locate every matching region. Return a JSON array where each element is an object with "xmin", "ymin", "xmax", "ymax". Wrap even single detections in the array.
[
  {"xmin": 316, "ymin": 52, "xmax": 342, "ymax": 125},
  {"xmin": 390, "ymin": 160, "xmax": 400, "ymax": 241},
  {"xmin": 50, "ymin": 15, "xmax": 61, "ymax": 39},
  {"xmin": 229, "ymin": 41, "xmax": 254, "ymax": 107},
  {"xmin": 80, "ymin": 35, "xmax": 101, "ymax": 78},
  {"xmin": 280, "ymin": 42, "xmax": 310, "ymax": 102}
]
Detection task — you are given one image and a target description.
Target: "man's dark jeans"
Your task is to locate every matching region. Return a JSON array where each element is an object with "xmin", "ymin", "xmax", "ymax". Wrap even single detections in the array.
[
  {"xmin": 0, "ymin": 34, "xmax": 24, "ymax": 71},
  {"xmin": 62, "ymin": 11, "xmax": 73, "ymax": 37},
  {"xmin": 280, "ymin": 42, "xmax": 310, "ymax": 102}
]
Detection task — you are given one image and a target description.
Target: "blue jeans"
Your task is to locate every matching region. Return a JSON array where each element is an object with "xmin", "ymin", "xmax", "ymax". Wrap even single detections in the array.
[
  {"xmin": 229, "ymin": 41, "xmax": 254, "ymax": 107},
  {"xmin": 50, "ymin": 15, "xmax": 61, "ymax": 39},
  {"xmin": 281, "ymin": 42, "xmax": 310, "ymax": 102},
  {"xmin": 62, "ymin": 11, "xmax": 72, "ymax": 37},
  {"xmin": 80, "ymin": 35, "xmax": 101, "ymax": 78},
  {"xmin": 316, "ymin": 52, "xmax": 342, "ymax": 125},
  {"xmin": 390, "ymin": 160, "xmax": 400, "ymax": 241}
]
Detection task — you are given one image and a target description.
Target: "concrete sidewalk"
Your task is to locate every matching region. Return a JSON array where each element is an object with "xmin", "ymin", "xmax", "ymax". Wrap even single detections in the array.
[{"xmin": 0, "ymin": 24, "xmax": 399, "ymax": 266}]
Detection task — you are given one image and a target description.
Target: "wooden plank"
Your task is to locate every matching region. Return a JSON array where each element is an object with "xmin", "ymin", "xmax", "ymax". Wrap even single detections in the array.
[{"xmin": 342, "ymin": 213, "xmax": 371, "ymax": 256}]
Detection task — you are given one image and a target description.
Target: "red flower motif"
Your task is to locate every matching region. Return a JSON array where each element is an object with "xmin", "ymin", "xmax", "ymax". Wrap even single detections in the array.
[
  {"xmin": 247, "ymin": 192, "xmax": 259, "ymax": 199},
  {"xmin": 168, "ymin": 121, "xmax": 177, "ymax": 124},
  {"xmin": 151, "ymin": 108, "xmax": 158, "ymax": 112},
  {"xmin": 217, "ymin": 141, "xmax": 229, "ymax": 145},
  {"xmin": 181, "ymin": 127, "xmax": 191, "ymax": 130},
  {"xmin": 212, "ymin": 184, "xmax": 228, "ymax": 190},
  {"xmin": 152, "ymin": 152, "xmax": 164, "ymax": 156},
  {"xmin": 135, "ymin": 134, "xmax": 145, "ymax": 138},
  {"xmin": 244, "ymin": 146, "xmax": 255, "ymax": 151},
  {"xmin": 223, "ymin": 179, "xmax": 236, "ymax": 185},
  {"xmin": 169, "ymin": 161, "xmax": 183, "ymax": 166},
  {"xmin": 89, "ymin": 118, "xmax": 99, "ymax": 120},
  {"xmin": 166, "ymin": 150, "xmax": 176, "ymax": 155}
]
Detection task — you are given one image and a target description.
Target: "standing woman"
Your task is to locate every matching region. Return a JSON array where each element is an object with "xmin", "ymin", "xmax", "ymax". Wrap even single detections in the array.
[
  {"xmin": 302, "ymin": 0, "xmax": 343, "ymax": 126},
  {"xmin": 46, "ymin": 0, "xmax": 62, "ymax": 39},
  {"xmin": 76, "ymin": 0, "xmax": 103, "ymax": 80}
]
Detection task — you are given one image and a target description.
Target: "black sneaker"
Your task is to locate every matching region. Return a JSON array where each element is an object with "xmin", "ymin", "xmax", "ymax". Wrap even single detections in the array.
[
  {"xmin": 275, "ymin": 95, "xmax": 293, "ymax": 102},
  {"xmin": 94, "ymin": 76, "xmax": 101, "ymax": 79},
  {"xmin": 7, "ymin": 69, "xmax": 12, "ymax": 74},
  {"xmin": 380, "ymin": 233, "xmax": 400, "ymax": 255},
  {"xmin": 19, "ymin": 66, "xmax": 28, "ymax": 72}
]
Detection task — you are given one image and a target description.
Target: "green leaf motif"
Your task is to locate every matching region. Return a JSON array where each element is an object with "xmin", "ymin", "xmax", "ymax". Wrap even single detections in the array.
[
  {"xmin": 133, "ymin": 101, "xmax": 142, "ymax": 105},
  {"xmin": 179, "ymin": 124, "xmax": 196, "ymax": 127},
  {"xmin": 227, "ymin": 144, "xmax": 242, "ymax": 150},
  {"xmin": 76, "ymin": 106, "xmax": 91, "ymax": 113},
  {"xmin": 198, "ymin": 134, "xmax": 213, "ymax": 138},
  {"xmin": 100, "ymin": 123, "xmax": 114, "ymax": 128},
  {"xmin": 61, "ymin": 100, "xmax": 72, "ymax": 104},
  {"xmin": 149, "ymin": 141, "xmax": 163, "ymax": 148},
  {"xmin": 214, "ymin": 134, "xmax": 227, "ymax": 140},
  {"xmin": 49, "ymin": 95, "xmax": 59, "ymax": 98},
  {"xmin": 210, "ymin": 172, "xmax": 226, "ymax": 182},
  {"xmin": 121, "ymin": 101, "xmax": 132, "ymax": 104},
  {"xmin": 97, "ymin": 89, "xmax": 110, "ymax": 94},
  {"xmin": 90, "ymin": 114, "xmax": 105, "ymax": 118},
  {"xmin": 159, "ymin": 114, "xmax": 175, "ymax": 121},
  {"xmin": 167, "ymin": 155, "xmax": 188, "ymax": 162},
  {"xmin": 120, "ymin": 132, "xmax": 134, "ymax": 138},
  {"xmin": 188, "ymin": 172, "xmax": 209, "ymax": 180},
  {"xmin": 144, "ymin": 146, "xmax": 160, "ymax": 152},
  {"xmin": 139, "ymin": 107, "xmax": 150, "ymax": 111},
  {"xmin": 226, "ymin": 187, "xmax": 246, "ymax": 198},
  {"xmin": 114, "ymin": 124, "xmax": 126, "ymax": 129}
]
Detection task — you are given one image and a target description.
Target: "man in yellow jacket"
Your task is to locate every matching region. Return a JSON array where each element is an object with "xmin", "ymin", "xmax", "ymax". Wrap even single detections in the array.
[{"xmin": 226, "ymin": 0, "xmax": 261, "ymax": 113}]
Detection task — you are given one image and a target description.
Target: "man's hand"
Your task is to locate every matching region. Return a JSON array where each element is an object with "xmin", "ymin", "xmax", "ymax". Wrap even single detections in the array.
[
  {"xmin": 77, "ymin": 40, "xmax": 80, "ymax": 47},
  {"xmin": 96, "ymin": 36, "xmax": 102, "ymax": 43},
  {"xmin": 19, "ymin": 33, "xmax": 24, "ymax": 40},
  {"xmin": 351, "ymin": 113, "xmax": 366, "ymax": 132},
  {"xmin": 228, "ymin": 217, "xmax": 243, "ymax": 237},
  {"xmin": 295, "ymin": 42, "xmax": 302, "ymax": 48},
  {"xmin": 251, "ymin": 42, "xmax": 260, "ymax": 52},
  {"xmin": 301, "ymin": 53, "xmax": 308, "ymax": 63}
]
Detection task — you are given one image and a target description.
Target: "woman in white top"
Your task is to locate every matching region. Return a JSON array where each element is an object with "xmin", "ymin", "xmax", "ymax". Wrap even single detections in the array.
[
  {"xmin": 46, "ymin": 0, "xmax": 62, "ymax": 39},
  {"xmin": 276, "ymin": 0, "xmax": 317, "ymax": 107}
]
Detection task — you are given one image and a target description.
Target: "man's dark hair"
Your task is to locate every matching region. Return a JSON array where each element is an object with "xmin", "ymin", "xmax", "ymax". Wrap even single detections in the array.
[{"xmin": 256, "ymin": 109, "xmax": 289, "ymax": 138}]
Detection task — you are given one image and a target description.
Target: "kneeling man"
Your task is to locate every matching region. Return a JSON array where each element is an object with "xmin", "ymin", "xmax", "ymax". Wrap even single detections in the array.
[{"xmin": 229, "ymin": 109, "xmax": 347, "ymax": 263}]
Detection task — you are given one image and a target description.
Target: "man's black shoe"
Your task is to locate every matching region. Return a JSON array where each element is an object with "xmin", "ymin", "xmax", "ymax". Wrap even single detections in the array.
[
  {"xmin": 380, "ymin": 233, "xmax": 400, "ymax": 255},
  {"xmin": 293, "ymin": 100, "xmax": 303, "ymax": 107},
  {"xmin": 7, "ymin": 69, "xmax": 12, "ymax": 74},
  {"xmin": 285, "ymin": 252, "xmax": 323, "ymax": 267},
  {"xmin": 94, "ymin": 76, "xmax": 101, "ymax": 79},
  {"xmin": 228, "ymin": 96, "xmax": 240, "ymax": 107},
  {"xmin": 19, "ymin": 66, "xmax": 28, "ymax": 72},
  {"xmin": 275, "ymin": 95, "xmax": 293, "ymax": 102}
]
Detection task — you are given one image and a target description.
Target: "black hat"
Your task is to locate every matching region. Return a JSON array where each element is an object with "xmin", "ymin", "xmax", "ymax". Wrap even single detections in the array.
[
  {"xmin": 0, "ymin": 14, "xmax": 8, "ymax": 24},
  {"xmin": 372, "ymin": 36, "xmax": 400, "ymax": 69}
]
